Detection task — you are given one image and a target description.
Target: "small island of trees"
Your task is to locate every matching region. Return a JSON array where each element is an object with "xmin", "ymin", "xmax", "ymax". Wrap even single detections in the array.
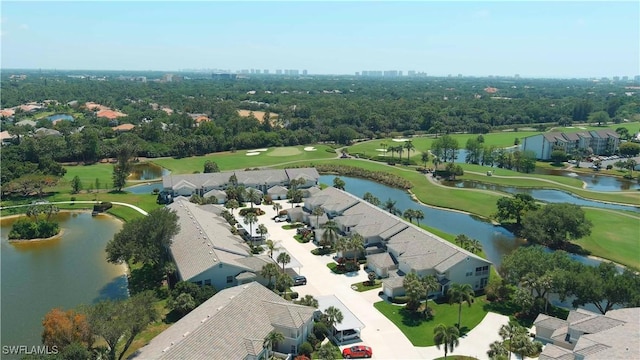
[{"xmin": 8, "ymin": 203, "xmax": 61, "ymax": 240}]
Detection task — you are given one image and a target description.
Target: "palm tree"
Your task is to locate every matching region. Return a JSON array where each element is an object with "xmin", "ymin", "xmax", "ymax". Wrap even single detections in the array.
[
  {"xmin": 487, "ymin": 340, "xmax": 508, "ymax": 360},
  {"xmin": 275, "ymin": 272, "xmax": 294, "ymax": 293},
  {"xmin": 243, "ymin": 212, "xmax": 257, "ymax": 240},
  {"xmin": 403, "ymin": 209, "xmax": 415, "ymax": 223},
  {"xmin": 433, "ymin": 156, "xmax": 442, "ymax": 170},
  {"xmin": 245, "ymin": 188, "xmax": 261, "ymax": 208},
  {"xmin": 396, "ymin": 146, "xmax": 404, "ymax": 161},
  {"xmin": 467, "ymin": 239, "xmax": 483, "ymax": 254},
  {"xmin": 433, "ymin": 323, "xmax": 460, "ymax": 360},
  {"xmin": 335, "ymin": 236, "xmax": 351, "ymax": 260},
  {"xmin": 272, "ymin": 202, "xmax": 282, "ymax": 214},
  {"xmin": 422, "ymin": 275, "xmax": 439, "ymax": 314},
  {"xmin": 265, "ymin": 239, "xmax": 279, "ymax": 258},
  {"xmin": 404, "ymin": 140, "xmax": 415, "ymax": 162},
  {"xmin": 276, "ymin": 252, "xmax": 291, "ymax": 273},
  {"xmin": 414, "ymin": 209, "xmax": 425, "ymax": 225},
  {"xmin": 362, "ymin": 192, "xmax": 380, "ymax": 207},
  {"xmin": 323, "ymin": 306, "xmax": 344, "ymax": 331},
  {"xmin": 510, "ymin": 332, "xmax": 541, "ymax": 360},
  {"xmin": 261, "ymin": 262, "xmax": 279, "ymax": 288},
  {"xmin": 316, "ymin": 343, "xmax": 337, "ymax": 360},
  {"xmin": 454, "ymin": 234, "xmax": 470, "ymax": 249},
  {"xmin": 257, "ymin": 224, "xmax": 268, "ymax": 243},
  {"xmin": 499, "ymin": 321, "xmax": 527, "ymax": 360},
  {"xmin": 320, "ymin": 220, "xmax": 340, "ymax": 249},
  {"xmin": 421, "ymin": 151, "xmax": 430, "ymax": 167},
  {"xmin": 348, "ymin": 233, "xmax": 365, "ymax": 265},
  {"xmin": 403, "ymin": 272, "xmax": 424, "ymax": 311},
  {"xmin": 380, "ymin": 141, "xmax": 387, "ymax": 155},
  {"xmin": 447, "ymin": 283, "xmax": 475, "ymax": 329},
  {"xmin": 225, "ymin": 199, "xmax": 239, "ymax": 214},
  {"xmin": 295, "ymin": 294, "xmax": 319, "ymax": 308},
  {"xmin": 264, "ymin": 330, "xmax": 285, "ymax": 356},
  {"xmin": 312, "ymin": 206, "xmax": 325, "ymax": 228},
  {"xmin": 383, "ymin": 198, "xmax": 400, "ymax": 216}
]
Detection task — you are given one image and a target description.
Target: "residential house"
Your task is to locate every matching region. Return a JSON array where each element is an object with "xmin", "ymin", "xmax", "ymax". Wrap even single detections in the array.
[
  {"xmin": 267, "ymin": 185, "xmax": 288, "ymax": 200},
  {"xmin": 133, "ymin": 282, "xmax": 315, "ymax": 359},
  {"xmin": 166, "ymin": 199, "xmax": 273, "ymax": 290},
  {"xmin": 301, "ymin": 187, "xmax": 492, "ymax": 298},
  {"xmin": 535, "ymin": 307, "xmax": 639, "ymax": 359},
  {"xmin": 162, "ymin": 168, "xmax": 320, "ymax": 200},
  {"xmin": 111, "ymin": 123, "xmax": 135, "ymax": 132},
  {"xmin": 522, "ymin": 130, "xmax": 620, "ymax": 160}
]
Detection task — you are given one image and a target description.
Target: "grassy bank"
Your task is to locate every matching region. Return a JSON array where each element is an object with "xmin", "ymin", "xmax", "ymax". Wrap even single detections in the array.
[{"xmin": 579, "ymin": 208, "xmax": 640, "ymax": 270}]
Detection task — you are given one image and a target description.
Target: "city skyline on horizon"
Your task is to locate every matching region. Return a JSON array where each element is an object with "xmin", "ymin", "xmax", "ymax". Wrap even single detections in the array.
[{"xmin": 2, "ymin": 1, "xmax": 638, "ymax": 78}]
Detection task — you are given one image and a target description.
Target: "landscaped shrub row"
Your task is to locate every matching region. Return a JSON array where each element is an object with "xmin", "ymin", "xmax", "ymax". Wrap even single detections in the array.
[
  {"xmin": 309, "ymin": 164, "xmax": 413, "ymax": 189},
  {"xmin": 312, "ymin": 248, "xmax": 335, "ymax": 256},
  {"xmin": 238, "ymin": 208, "xmax": 265, "ymax": 216},
  {"xmin": 390, "ymin": 296, "xmax": 409, "ymax": 304}
]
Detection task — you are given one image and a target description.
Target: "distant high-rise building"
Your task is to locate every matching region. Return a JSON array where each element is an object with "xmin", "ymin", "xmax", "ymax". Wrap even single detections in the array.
[
  {"xmin": 458, "ymin": 74, "xmax": 463, "ymax": 77},
  {"xmin": 303, "ymin": 69, "xmax": 308, "ymax": 75},
  {"xmin": 250, "ymin": 69, "xmax": 255, "ymax": 74},
  {"xmin": 408, "ymin": 70, "xmax": 416, "ymax": 77},
  {"xmin": 255, "ymin": 69, "xmax": 261, "ymax": 74},
  {"xmin": 240, "ymin": 69, "xmax": 249, "ymax": 74},
  {"xmin": 276, "ymin": 69, "xmax": 282, "ymax": 75},
  {"xmin": 355, "ymin": 72, "xmax": 360, "ymax": 76},
  {"xmin": 398, "ymin": 71, "xmax": 403, "ymax": 76},
  {"xmin": 264, "ymin": 69, "xmax": 269, "ymax": 74},
  {"xmin": 383, "ymin": 70, "xmax": 399, "ymax": 77},
  {"xmin": 635, "ymin": 75, "xmax": 640, "ymax": 82},
  {"xmin": 613, "ymin": 76, "xmax": 620, "ymax": 81},
  {"xmin": 622, "ymin": 76, "xmax": 628, "ymax": 81},
  {"xmin": 515, "ymin": 74, "xmax": 520, "ymax": 79}
]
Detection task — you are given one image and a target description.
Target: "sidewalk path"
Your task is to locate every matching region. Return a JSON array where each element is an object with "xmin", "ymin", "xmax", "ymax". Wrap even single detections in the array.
[{"xmin": 0, "ymin": 200, "xmax": 148, "ymax": 216}]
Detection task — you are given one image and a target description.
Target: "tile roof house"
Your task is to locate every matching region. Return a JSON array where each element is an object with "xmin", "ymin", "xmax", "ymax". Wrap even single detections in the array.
[
  {"xmin": 111, "ymin": 123, "xmax": 135, "ymax": 132},
  {"xmin": 302, "ymin": 187, "xmax": 492, "ymax": 298},
  {"xmin": 166, "ymin": 199, "xmax": 273, "ymax": 290},
  {"xmin": 97, "ymin": 109, "xmax": 127, "ymax": 120},
  {"xmin": 522, "ymin": 130, "xmax": 620, "ymax": 160},
  {"xmin": 161, "ymin": 168, "xmax": 320, "ymax": 200},
  {"xmin": 535, "ymin": 307, "xmax": 640, "ymax": 360},
  {"xmin": 133, "ymin": 282, "xmax": 315, "ymax": 359}
]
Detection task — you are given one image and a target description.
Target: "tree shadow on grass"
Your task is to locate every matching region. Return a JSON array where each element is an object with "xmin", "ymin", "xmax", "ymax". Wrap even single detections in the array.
[
  {"xmin": 399, "ymin": 307, "xmax": 431, "ymax": 327},
  {"xmin": 129, "ymin": 264, "xmax": 164, "ymax": 295}
]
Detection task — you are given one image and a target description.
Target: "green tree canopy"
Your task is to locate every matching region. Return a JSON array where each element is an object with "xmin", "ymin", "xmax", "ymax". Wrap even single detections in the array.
[{"xmin": 520, "ymin": 203, "xmax": 592, "ymax": 248}]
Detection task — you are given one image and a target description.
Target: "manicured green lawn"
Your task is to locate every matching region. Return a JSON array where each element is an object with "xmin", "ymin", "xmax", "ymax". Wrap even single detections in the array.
[
  {"xmin": 374, "ymin": 296, "xmax": 489, "ymax": 347},
  {"xmin": 351, "ymin": 280, "xmax": 382, "ymax": 292},
  {"xmin": 62, "ymin": 163, "xmax": 118, "ymax": 192},
  {"xmin": 433, "ymin": 356, "xmax": 479, "ymax": 360},
  {"xmin": 151, "ymin": 145, "xmax": 337, "ymax": 174},
  {"xmin": 579, "ymin": 208, "xmax": 640, "ymax": 270}
]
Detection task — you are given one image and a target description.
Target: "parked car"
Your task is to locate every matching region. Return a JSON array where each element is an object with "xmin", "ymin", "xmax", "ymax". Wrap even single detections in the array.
[
  {"xmin": 274, "ymin": 215, "xmax": 288, "ymax": 222},
  {"xmin": 292, "ymin": 275, "xmax": 307, "ymax": 286},
  {"xmin": 336, "ymin": 329, "xmax": 360, "ymax": 342},
  {"xmin": 342, "ymin": 345, "xmax": 372, "ymax": 358}
]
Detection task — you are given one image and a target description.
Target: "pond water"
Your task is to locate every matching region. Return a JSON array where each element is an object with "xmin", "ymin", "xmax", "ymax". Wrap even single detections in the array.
[
  {"xmin": 443, "ymin": 180, "xmax": 640, "ymax": 213},
  {"xmin": 319, "ymin": 175, "xmax": 522, "ymax": 267},
  {"xmin": 126, "ymin": 181, "xmax": 163, "ymax": 194},
  {"xmin": 534, "ymin": 168, "xmax": 640, "ymax": 191},
  {"xmin": 128, "ymin": 163, "xmax": 170, "ymax": 180},
  {"xmin": 0, "ymin": 212, "xmax": 128, "ymax": 350},
  {"xmin": 47, "ymin": 114, "xmax": 74, "ymax": 122}
]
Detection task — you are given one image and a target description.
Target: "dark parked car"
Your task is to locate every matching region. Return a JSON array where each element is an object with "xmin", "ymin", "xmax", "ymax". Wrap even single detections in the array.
[
  {"xmin": 342, "ymin": 345, "xmax": 372, "ymax": 358},
  {"xmin": 292, "ymin": 275, "xmax": 307, "ymax": 286}
]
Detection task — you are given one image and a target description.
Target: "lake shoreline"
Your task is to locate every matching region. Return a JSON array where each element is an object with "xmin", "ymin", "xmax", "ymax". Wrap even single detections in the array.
[{"xmin": 2, "ymin": 210, "xmax": 130, "ymax": 278}]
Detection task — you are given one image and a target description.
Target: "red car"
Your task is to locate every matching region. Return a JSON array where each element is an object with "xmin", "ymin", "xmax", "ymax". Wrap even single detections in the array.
[{"xmin": 342, "ymin": 345, "xmax": 372, "ymax": 358}]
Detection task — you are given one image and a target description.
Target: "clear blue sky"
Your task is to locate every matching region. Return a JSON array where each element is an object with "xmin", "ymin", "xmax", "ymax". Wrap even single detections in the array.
[{"xmin": 1, "ymin": 1, "xmax": 638, "ymax": 78}]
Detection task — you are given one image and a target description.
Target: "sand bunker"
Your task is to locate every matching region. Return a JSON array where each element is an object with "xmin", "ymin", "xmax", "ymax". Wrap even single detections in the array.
[
  {"xmin": 392, "ymin": 138, "xmax": 409, "ymax": 142},
  {"xmin": 376, "ymin": 148, "xmax": 388, "ymax": 152},
  {"xmin": 249, "ymin": 148, "xmax": 269, "ymax": 152},
  {"xmin": 304, "ymin": 147, "xmax": 317, "ymax": 151},
  {"xmin": 246, "ymin": 152, "xmax": 260, "ymax": 156}
]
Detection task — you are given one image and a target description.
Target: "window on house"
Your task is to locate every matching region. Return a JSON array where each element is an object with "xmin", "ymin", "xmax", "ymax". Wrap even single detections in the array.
[
  {"xmin": 475, "ymin": 265, "xmax": 489, "ymax": 276},
  {"xmin": 466, "ymin": 271, "xmax": 473, "ymax": 277},
  {"xmin": 226, "ymin": 276, "xmax": 233, "ymax": 283}
]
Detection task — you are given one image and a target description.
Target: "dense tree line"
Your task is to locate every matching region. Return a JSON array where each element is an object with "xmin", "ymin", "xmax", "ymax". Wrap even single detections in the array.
[{"xmin": 2, "ymin": 72, "xmax": 638, "ymax": 186}]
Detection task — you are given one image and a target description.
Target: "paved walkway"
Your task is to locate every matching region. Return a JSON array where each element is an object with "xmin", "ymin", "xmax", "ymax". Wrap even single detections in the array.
[{"xmin": 255, "ymin": 201, "xmax": 511, "ymax": 360}]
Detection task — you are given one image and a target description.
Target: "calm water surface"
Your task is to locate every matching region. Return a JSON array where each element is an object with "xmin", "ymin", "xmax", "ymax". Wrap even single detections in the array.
[
  {"xmin": 128, "ymin": 163, "xmax": 170, "ymax": 180},
  {"xmin": 47, "ymin": 114, "xmax": 74, "ymax": 122},
  {"xmin": 0, "ymin": 212, "xmax": 128, "ymax": 349}
]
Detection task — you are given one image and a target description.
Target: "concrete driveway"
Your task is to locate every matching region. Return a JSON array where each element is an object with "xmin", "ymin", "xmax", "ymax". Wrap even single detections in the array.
[{"xmin": 253, "ymin": 200, "xmax": 510, "ymax": 360}]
